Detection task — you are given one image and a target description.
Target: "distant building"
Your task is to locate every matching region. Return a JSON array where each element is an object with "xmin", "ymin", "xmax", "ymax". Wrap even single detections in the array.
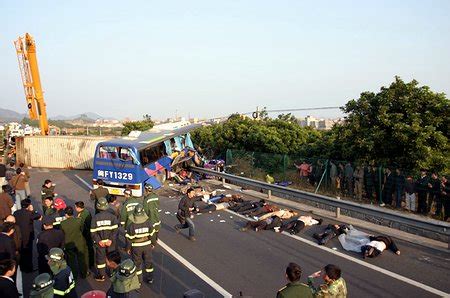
[{"xmin": 298, "ymin": 115, "xmax": 338, "ymax": 130}]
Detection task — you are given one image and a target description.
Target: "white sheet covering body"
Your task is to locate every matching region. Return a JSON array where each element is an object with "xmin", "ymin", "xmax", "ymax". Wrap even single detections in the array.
[{"xmin": 338, "ymin": 225, "xmax": 371, "ymax": 252}]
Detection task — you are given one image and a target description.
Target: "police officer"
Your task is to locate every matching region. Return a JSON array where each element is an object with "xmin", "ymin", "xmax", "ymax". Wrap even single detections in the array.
[
  {"xmin": 91, "ymin": 197, "xmax": 119, "ymax": 281},
  {"xmin": 120, "ymin": 188, "xmax": 143, "ymax": 227},
  {"xmin": 107, "ymin": 259, "xmax": 141, "ymax": 298},
  {"xmin": 125, "ymin": 204, "xmax": 156, "ymax": 284},
  {"xmin": 36, "ymin": 216, "xmax": 65, "ymax": 274},
  {"xmin": 60, "ymin": 206, "xmax": 89, "ymax": 279},
  {"xmin": 143, "ymin": 184, "xmax": 161, "ymax": 241},
  {"xmin": 90, "ymin": 179, "xmax": 109, "ymax": 214},
  {"xmin": 29, "ymin": 273, "xmax": 54, "ymax": 298},
  {"xmin": 46, "ymin": 248, "xmax": 77, "ymax": 298}
]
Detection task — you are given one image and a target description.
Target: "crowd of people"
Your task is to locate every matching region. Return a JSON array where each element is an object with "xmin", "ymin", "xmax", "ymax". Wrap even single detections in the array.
[
  {"xmin": 0, "ymin": 154, "xmax": 161, "ymax": 297},
  {"xmin": 294, "ymin": 161, "xmax": 450, "ymax": 220}
]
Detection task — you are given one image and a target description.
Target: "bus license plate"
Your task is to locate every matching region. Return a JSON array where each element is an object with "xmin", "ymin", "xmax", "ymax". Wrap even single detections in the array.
[{"xmin": 110, "ymin": 189, "xmax": 122, "ymax": 195}]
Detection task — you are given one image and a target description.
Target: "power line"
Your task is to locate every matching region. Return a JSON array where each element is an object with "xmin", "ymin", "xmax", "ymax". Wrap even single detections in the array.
[{"xmin": 242, "ymin": 106, "xmax": 341, "ymax": 115}]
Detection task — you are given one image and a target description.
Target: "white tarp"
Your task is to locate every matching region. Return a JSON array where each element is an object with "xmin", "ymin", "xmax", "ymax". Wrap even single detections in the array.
[{"xmin": 338, "ymin": 225, "xmax": 371, "ymax": 252}]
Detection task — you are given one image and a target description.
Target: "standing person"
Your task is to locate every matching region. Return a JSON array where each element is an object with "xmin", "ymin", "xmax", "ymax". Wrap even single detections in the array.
[
  {"xmin": 120, "ymin": 188, "xmax": 143, "ymax": 227},
  {"xmin": 428, "ymin": 172, "xmax": 440, "ymax": 215},
  {"xmin": 41, "ymin": 180, "xmax": 57, "ymax": 214},
  {"xmin": 0, "ymin": 259, "xmax": 19, "ymax": 298},
  {"xmin": 36, "ymin": 216, "xmax": 65, "ymax": 274},
  {"xmin": 75, "ymin": 201, "xmax": 94, "ymax": 269},
  {"xmin": 364, "ymin": 166, "xmax": 375, "ymax": 202},
  {"xmin": 277, "ymin": 262, "xmax": 312, "ymax": 298},
  {"xmin": 308, "ymin": 264, "xmax": 347, "ymax": 297},
  {"xmin": 329, "ymin": 161, "xmax": 338, "ymax": 192},
  {"xmin": 381, "ymin": 168, "xmax": 395, "ymax": 207},
  {"xmin": 90, "ymin": 179, "xmax": 109, "ymax": 214},
  {"xmin": 294, "ymin": 161, "xmax": 311, "ymax": 184},
  {"xmin": 52, "ymin": 198, "xmax": 67, "ymax": 229},
  {"xmin": 13, "ymin": 199, "xmax": 41, "ymax": 272},
  {"xmin": 394, "ymin": 169, "xmax": 405, "ymax": 209},
  {"xmin": 0, "ymin": 185, "xmax": 14, "ymax": 224},
  {"xmin": 353, "ymin": 166, "xmax": 364, "ymax": 201},
  {"xmin": 143, "ymin": 184, "xmax": 161, "ymax": 241},
  {"xmin": 0, "ymin": 222, "xmax": 16, "ymax": 261},
  {"xmin": 404, "ymin": 176, "xmax": 416, "ymax": 212},
  {"xmin": 29, "ymin": 273, "xmax": 54, "ymax": 298},
  {"xmin": 174, "ymin": 188, "xmax": 197, "ymax": 241},
  {"xmin": 4, "ymin": 216, "xmax": 21, "ymax": 268},
  {"xmin": 441, "ymin": 176, "xmax": 450, "ymax": 221},
  {"xmin": 18, "ymin": 163, "xmax": 31, "ymax": 197},
  {"xmin": 344, "ymin": 162, "xmax": 354, "ymax": 197},
  {"xmin": 0, "ymin": 162, "xmax": 6, "ymax": 187},
  {"xmin": 46, "ymin": 248, "xmax": 77, "ymax": 298},
  {"xmin": 125, "ymin": 204, "xmax": 156, "ymax": 284},
  {"xmin": 60, "ymin": 206, "xmax": 89, "ymax": 280},
  {"xmin": 416, "ymin": 169, "xmax": 429, "ymax": 214},
  {"xmin": 91, "ymin": 197, "xmax": 119, "ymax": 282},
  {"xmin": 107, "ymin": 258, "xmax": 141, "ymax": 298},
  {"xmin": 9, "ymin": 168, "xmax": 28, "ymax": 210}
]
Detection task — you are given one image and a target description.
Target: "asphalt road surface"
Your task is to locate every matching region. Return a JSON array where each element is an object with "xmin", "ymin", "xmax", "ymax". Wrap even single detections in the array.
[{"xmin": 21, "ymin": 169, "xmax": 450, "ymax": 297}]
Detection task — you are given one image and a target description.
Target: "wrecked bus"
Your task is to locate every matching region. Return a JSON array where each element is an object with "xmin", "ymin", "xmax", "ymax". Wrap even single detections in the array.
[{"xmin": 92, "ymin": 123, "xmax": 199, "ymax": 197}]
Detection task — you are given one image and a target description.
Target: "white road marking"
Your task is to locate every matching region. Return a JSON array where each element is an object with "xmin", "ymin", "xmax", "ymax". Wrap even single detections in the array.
[
  {"xmin": 224, "ymin": 208, "xmax": 449, "ymax": 297},
  {"xmin": 75, "ymin": 175, "xmax": 232, "ymax": 297},
  {"xmin": 158, "ymin": 240, "xmax": 232, "ymax": 298}
]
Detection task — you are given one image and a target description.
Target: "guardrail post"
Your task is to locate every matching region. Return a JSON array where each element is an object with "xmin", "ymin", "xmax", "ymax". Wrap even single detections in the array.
[
  {"xmin": 268, "ymin": 189, "xmax": 272, "ymax": 200},
  {"xmin": 336, "ymin": 196, "xmax": 341, "ymax": 218}
]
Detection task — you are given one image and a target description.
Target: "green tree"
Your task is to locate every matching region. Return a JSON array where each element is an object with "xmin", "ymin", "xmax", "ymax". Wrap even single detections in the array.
[
  {"xmin": 333, "ymin": 76, "xmax": 450, "ymax": 172},
  {"xmin": 121, "ymin": 115, "xmax": 154, "ymax": 136}
]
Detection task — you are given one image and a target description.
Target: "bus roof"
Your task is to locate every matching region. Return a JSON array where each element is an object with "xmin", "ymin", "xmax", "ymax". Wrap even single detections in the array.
[{"xmin": 97, "ymin": 123, "xmax": 202, "ymax": 150}]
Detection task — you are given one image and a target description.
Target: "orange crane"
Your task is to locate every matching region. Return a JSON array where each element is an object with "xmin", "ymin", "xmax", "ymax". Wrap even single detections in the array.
[{"xmin": 14, "ymin": 33, "xmax": 49, "ymax": 135}]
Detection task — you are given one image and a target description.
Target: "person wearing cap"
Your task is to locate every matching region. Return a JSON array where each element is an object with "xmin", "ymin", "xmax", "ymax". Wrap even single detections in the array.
[
  {"xmin": 107, "ymin": 259, "xmax": 141, "ymax": 298},
  {"xmin": 52, "ymin": 198, "xmax": 67, "ymax": 229},
  {"xmin": 46, "ymin": 248, "xmax": 77, "ymax": 298},
  {"xmin": 36, "ymin": 216, "xmax": 65, "ymax": 274},
  {"xmin": 60, "ymin": 206, "xmax": 89, "ymax": 280},
  {"xmin": 30, "ymin": 273, "xmax": 54, "ymax": 298},
  {"xmin": 120, "ymin": 188, "xmax": 143, "ymax": 227},
  {"xmin": 75, "ymin": 201, "xmax": 94, "ymax": 268},
  {"xmin": 90, "ymin": 179, "xmax": 109, "ymax": 214},
  {"xmin": 143, "ymin": 184, "xmax": 161, "ymax": 241},
  {"xmin": 125, "ymin": 204, "xmax": 156, "ymax": 284},
  {"xmin": 13, "ymin": 198, "xmax": 41, "ymax": 272},
  {"xmin": 41, "ymin": 180, "xmax": 57, "ymax": 214},
  {"xmin": 91, "ymin": 197, "xmax": 119, "ymax": 282}
]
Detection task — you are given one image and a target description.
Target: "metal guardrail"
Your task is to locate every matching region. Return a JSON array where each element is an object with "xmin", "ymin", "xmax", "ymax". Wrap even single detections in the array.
[{"xmin": 191, "ymin": 166, "xmax": 450, "ymax": 240}]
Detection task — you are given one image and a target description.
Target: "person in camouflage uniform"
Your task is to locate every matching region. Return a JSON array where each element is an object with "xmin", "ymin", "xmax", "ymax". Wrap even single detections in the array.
[{"xmin": 308, "ymin": 264, "xmax": 347, "ymax": 297}]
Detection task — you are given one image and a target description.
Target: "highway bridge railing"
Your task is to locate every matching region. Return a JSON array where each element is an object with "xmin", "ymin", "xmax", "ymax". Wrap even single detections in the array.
[{"xmin": 190, "ymin": 166, "xmax": 450, "ymax": 247}]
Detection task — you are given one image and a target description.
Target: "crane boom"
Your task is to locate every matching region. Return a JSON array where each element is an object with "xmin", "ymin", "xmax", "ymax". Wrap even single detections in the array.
[{"xmin": 14, "ymin": 33, "xmax": 49, "ymax": 135}]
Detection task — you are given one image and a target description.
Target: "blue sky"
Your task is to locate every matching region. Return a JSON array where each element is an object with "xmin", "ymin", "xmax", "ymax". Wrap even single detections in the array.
[{"xmin": 1, "ymin": 1, "xmax": 449, "ymax": 120}]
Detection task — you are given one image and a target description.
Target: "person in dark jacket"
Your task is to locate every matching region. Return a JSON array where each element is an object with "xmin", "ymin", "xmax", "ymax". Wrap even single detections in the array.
[
  {"xmin": 277, "ymin": 262, "xmax": 312, "ymax": 298},
  {"xmin": 361, "ymin": 235, "xmax": 401, "ymax": 258},
  {"xmin": 239, "ymin": 216, "xmax": 283, "ymax": 232},
  {"xmin": 174, "ymin": 188, "xmax": 196, "ymax": 241},
  {"xmin": 394, "ymin": 169, "xmax": 405, "ymax": 209},
  {"xmin": 416, "ymin": 170, "xmax": 429, "ymax": 214},
  {"xmin": 90, "ymin": 179, "xmax": 109, "ymax": 214},
  {"xmin": 313, "ymin": 224, "xmax": 348, "ymax": 245},
  {"xmin": 0, "ymin": 222, "xmax": 16, "ymax": 261},
  {"xmin": 364, "ymin": 166, "xmax": 375, "ymax": 202},
  {"xmin": 60, "ymin": 206, "xmax": 88, "ymax": 280},
  {"xmin": 36, "ymin": 216, "xmax": 65, "ymax": 274},
  {"xmin": 229, "ymin": 199, "xmax": 266, "ymax": 214},
  {"xmin": 91, "ymin": 198, "xmax": 119, "ymax": 281},
  {"xmin": 4, "ymin": 216, "xmax": 21, "ymax": 268},
  {"xmin": 0, "ymin": 259, "xmax": 19, "ymax": 298},
  {"xmin": 381, "ymin": 168, "xmax": 395, "ymax": 206},
  {"xmin": 428, "ymin": 173, "xmax": 441, "ymax": 215},
  {"xmin": 13, "ymin": 199, "xmax": 41, "ymax": 272},
  {"xmin": 441, "ymin": 176, "xmax": 450, "ymax": 221},
  {"xmin": 46, "ymin": 248, "xmax": 77, "ymax": 298}
]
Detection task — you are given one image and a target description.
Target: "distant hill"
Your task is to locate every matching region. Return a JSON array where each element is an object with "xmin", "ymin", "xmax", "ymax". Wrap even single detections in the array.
[
  {"xmin": 0, "ymin": 108, "xmax": 26, "ymax": 122},
  {"xmin": 50, "ymin": 112, "xmax": 105, "ymax": 121}
]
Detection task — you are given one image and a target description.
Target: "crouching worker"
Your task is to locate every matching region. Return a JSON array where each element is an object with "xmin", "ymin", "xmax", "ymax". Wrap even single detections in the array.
[
  {"xmin": 46, "ymin": 248, "xmax": 77, "ymax": 298},
  {"xmin": 107, "ymin": 258, "xmax": 141, "ymax": 298},
  {"xmin": 277, "ymin": 262, "xmax": 312, "ymax": 298},
  {"xmin": 313, "ymin": 224, "xmax": 348, "ymax": 245},
  {"xmin": 361, "ymin": 235, "xmax": 400, "ymax": 259},
  {"xmin": 308, "ymin": 264, "xmax": 347, "ymax": 297}
]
